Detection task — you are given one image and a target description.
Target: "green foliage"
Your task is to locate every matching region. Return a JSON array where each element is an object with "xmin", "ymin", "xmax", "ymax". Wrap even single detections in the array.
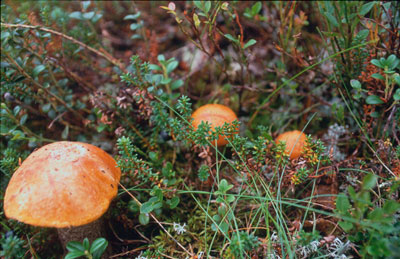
[
  {"xmin": 335, "ymin": 174, "xmax": 400, "ymax": 258},
  {"xmin": 0, "ymin": 148, "xmax": 22, "ymax": 177},
  {"xmin": 318, "ymin": 1, "xmax": 379, "ymax": 79},
  {"xmin": 116, "ymin": 136, "xmax": 155, "ymax": 184},
  {"xmin": 296, "ymin": 229, "xmax": 321, "ymax": 247},
  {"xmin": 371, "ymin": 54, "xmax": 400, "ymax": 72},
  {"xmin": 124, "ymin": 11, "xmax": 143, "ymax": 39},
  {"xmin": 0, "ymin": 232, "xmax": 26, "ymax": 259},
  {"xmin": 244, "ymin": 2, "xmax": 263, "ymax": 20},
  {"xmin": 1, "ymin": 1, "xmax": 399, "ymax": 258},
  {"xmin": 65, "ymin": 237, "xmax": 108, "ymax": 259},
  {"xmin": 228, "ymin": 231, "xmax": 260, "ymax": 258},
  {"xmin": 198, "ymin": 164, "xmax": 210, "ymax": 182},
  {"xmin": 211, "ymin": 179, "xmax": 235, "ymax": 235}
]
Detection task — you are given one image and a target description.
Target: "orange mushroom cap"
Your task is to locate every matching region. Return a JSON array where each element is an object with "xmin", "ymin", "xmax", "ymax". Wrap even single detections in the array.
[
  {"xmin": 4, "ymin": 141, "xmax": 121, "ymax": 228},
  {"xmin": 192, "ymin": 104, "xmax": 238, "ymax": 146},
  {"xmin": 275, "ymin": 130, "xmax": 307, "ymax": 159}
]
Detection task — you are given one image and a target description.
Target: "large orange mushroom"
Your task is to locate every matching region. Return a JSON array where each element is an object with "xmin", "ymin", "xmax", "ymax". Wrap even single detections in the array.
[
  {"xmin": 191, "ymin": 104, "xmax": 238, "ymax": 146},
  {"xmin": 3, "ymin": 141, "xmax": 121, "ymax": 253},
  {"xmin": 275, "ymin": 130, "xmax": 307, "ymax": 159}
]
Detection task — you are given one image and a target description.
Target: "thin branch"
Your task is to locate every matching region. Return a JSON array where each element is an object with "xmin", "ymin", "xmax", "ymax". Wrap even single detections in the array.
[{"xmin": 1, "ymin": 23, "xmax": 127, "ymax": 73}]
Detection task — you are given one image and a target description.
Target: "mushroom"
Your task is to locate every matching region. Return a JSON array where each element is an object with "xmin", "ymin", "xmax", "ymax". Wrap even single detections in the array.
[
  {"xmin": 192, "ymin": 104, "xmax": 238, "ymax": 146},
  {"xmin": 3, "ymin": 141, "xmax": 121, "ymax": 255},
  {"xmin": 275, "ymin": 130, "xmax": 307, "ymax": 159}
]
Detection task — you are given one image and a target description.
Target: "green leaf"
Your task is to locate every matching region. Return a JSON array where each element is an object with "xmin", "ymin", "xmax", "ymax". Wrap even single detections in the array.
[
  {"xmin": 171, "ymin": 79, "xmax": 184, "ymax": 90},
  {"xmin": 193, "ymin": 1, "xmax": 203, "ymax": 11},
  {"xmin": 218, "ymin": 179, "xmax": 233, "ymax": 193},
  {"xmin": 33, "ymin": 65, "xmax": 46, "ymax": 77},
  {"xmin": 90, "ymin": 238, "xmax": 108, "ymax": 258},
  {"xmin": 157, "ymin": 54, "xmax": 165, "ymax": 62},
  {"xmin": 383, "ymin": 200, "xmax": 400, "ymax": 215},
  {"xmin": 96, "ymin": 123, "xmax": 107, "ymax": 133},
  {"xmin": 324, "ymin": 11, "xmax": 339, "ymax": 27},
  {"xmin": 139, "ymin": 213, "xmax": 149, "ymax": 225},
  {"xmin": 140, "ymin": 201, "xmax": 154, "ymax": 214},
  {"xmin": 169, "ymin": 196, "xmax": 180, "ymax": 209},
  {"xmin": 82, "ymin": 1, "xmax": 91, "ymax": 11},
  {"xmin": 224, "ymin": 33, "xmax": 239, "ymax": 44},
  {"xmin": 350, "ymin": 79, "xmax": 361, "ymax": 89},
  {"xmin": 371, "ymin": 59, "xmax": 383, "ymax": 68},
  {"xmin": 161, "ymin": 77, "xmax": 172, "ymax": 85},
  {"xmin": 366, "ymin": 95, "xmax": 384, "ymax": 104},
  {"xmin": 243, "ymin": 39, "xmax": 257, "ymax": 49},
  {"xmin": 61, "ymin": 125, "xmax": 69, "ymax": 139},
  {"xmin": 40, "ymin": 103, "xmax": 51, "ymax": 113},
  {"xmin": 393, "ymin": 88, "xmax": 400, "ymax": 101},
  {"xmin": 66, "ymin": 241, "xmax": 84, "ymax": 252},
  {"xmin": 83, "ymin": 238, "xmax": 89, "ymax": 250},
  {"xmin": 252, "ymin": 2, "xmax": 262, "ymax": 15},
  {"xmin": 359, "ymin": 1, "xmax": 376, "ymax": 16},
  {"xmin": 348, "ymin": 186, "xmax": 357, "ymax": 200},
  {"xmin": 204, "ymin": 1, "xmax": 211, "ymax": 13},
  {"xmin": 124, "ymin": 12, "xmax": 141, "ymax": 20},
  {"xmin": 82, "ymin": 11, "xmax": 95, "ymax": 20},
  {"xmin": 1, "ymin": 31, "xmax": 10, "ymax": 41},
  {"xmin": 130, "ymin": 23, "xmax": 142, "ymax": 30},
  {"xmin": 354, "ymin": 29, "xmax": 369, "ymax": 43},
  {"xmin": 148, "ymin": 64, "xmax": 161, "ymax": 71},
  {"xmin": 92, "ymin": 13, "xmax": 103, "ymax": 23},
  {"xmin": 336, "ymin": 193, "xmax": 351, "ymax": 213},
  {"xmin": 219, "ymin": 221, "xmax": 229, "ymax": 234},
  {"xmin": 371, "ymin": 73, "xmax": 384, "ymax": 80},
  {"xmin": 11, "ymin": 130, "xmax": 25, "ymax": 140},
  {"xmin": 218, "ymin": 204, "xmax": 227, "ymax": 216},
  {"xmin": 131, "ymin": 34, "xmax": 142, "ymax": 40},
  {"xmin": 388, "ymin": 56, "xmax": 400, "ymax": 70},
  {"xmin": 65, "ymin": 251, "xmax": 86, "ymax": 259},
  {"xmin": 149, "ymin": 74, "xmax": 163, "ymax": 85},
  {"xmin": 339, "ymin": 221, "xmax": 353, "ymax": 232},
  {"xmin": 19, "ymin": 114, "xmax": 28, "ymax": 125},
  {"xmin": 128, "ymin": 200, "xmax": 140, "ymax": 213},
  {"xmin": 362, "ymin": 174, "xmax": 377, "ymax": 190},
  {"xmin": 148, "ymin": 151, "xmax": 158, "ymax": 162},
  {"xmin": 226, "ymin": 194, "xmax": 235, "ymax": 203},
  {"xmin": 166, "ymin": 60, "xmax": 179, "ymax": 74},
  {"xmin": 213, "ymin": 214, "xmax": 221, "ymax": 223},
  {"xmin": 153, "ymin": 201, "xmax": 163, "ymax": 210},
  {"xmin": 386, "ymin": 54, "xmax": 396, "ymax": 65},
  {"xmin": 69, "ymin": 11, "xmax": 82, "ymax": 20},
  {"xmin": 13, "ymin": 106, "xmax": 21, "ymax": 116}
]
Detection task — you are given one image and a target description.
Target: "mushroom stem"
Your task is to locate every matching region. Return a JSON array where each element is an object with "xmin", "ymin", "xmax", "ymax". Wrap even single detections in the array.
[{"xmin": 57, "ymin": 217, "xmax": 111, "ymax": 258}]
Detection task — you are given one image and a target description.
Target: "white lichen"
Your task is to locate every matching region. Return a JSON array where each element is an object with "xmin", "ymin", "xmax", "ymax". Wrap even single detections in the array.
[
  {"xmin": 135, "ymin": 251, "xmax": 148, "ymax": 259},
  {"xmin": 173, "ymin": 222, "xmax": 187, "ymax": 235},
  {"xmin": 328, "ymin": 237, "xmax": 351, "ymax": 258}
]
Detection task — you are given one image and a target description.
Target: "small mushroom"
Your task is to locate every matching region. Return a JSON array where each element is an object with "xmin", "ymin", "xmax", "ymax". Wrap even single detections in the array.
[
  {"xmin": 192, "ymin": 104, "xmax": 238, "ymax": 146},
  {"xmin": 3, "ymin": 141, "xmax": 121, "ymax": 255},
  {"xmin": 275, "ymin": 130, "xmax": 307, "ymax": 159}
]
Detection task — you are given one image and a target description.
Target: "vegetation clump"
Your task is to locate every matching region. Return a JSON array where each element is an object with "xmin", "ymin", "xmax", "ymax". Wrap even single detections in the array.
[{"xmin": 1, "ymin": 1, "xmax": 399, "ymax": 258}]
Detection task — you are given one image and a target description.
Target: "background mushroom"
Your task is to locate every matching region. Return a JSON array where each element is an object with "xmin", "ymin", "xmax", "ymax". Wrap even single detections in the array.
[
  {"xmin": 275, "ymin": 130, "xmax": 307, "ymax": 159},
  {"xmin": 3, "ymin": 141, "xmax": 121, "ymax": 255},
  {"xmin": 192, "ymin": 104, "xmax": 238, "ymax": 146}
]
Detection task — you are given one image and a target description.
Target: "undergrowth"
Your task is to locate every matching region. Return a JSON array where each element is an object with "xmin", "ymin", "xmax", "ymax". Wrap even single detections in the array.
[{"xmin": 1, "ymin": 1, "xmax": 399, "ymax": 259}]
